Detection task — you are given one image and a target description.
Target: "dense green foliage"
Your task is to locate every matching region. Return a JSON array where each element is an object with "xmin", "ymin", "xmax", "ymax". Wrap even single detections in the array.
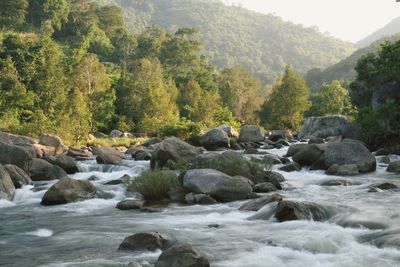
[
  {"xmin": 127, "ymin": 170, "xmax": 180, "ymax": 201},
  {"xmin": 350, "ymin": 40, "xmax": 400, "ymax": 144},
  {"xmin": 307, "ymin": 81, "xmax": 356, "ymax": 119},
  {"xmin": 260, "ymin": 66, "xmax": 311, "ymax": 130},
  {"xmin": 100, "ymin": 0, "xmax": 355, "ymax": 83}
]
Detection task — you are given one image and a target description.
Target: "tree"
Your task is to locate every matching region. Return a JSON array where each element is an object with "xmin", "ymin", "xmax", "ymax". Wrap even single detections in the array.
[
  {"xmin": 73, "ymin": 53, "xmax": 113, "ymax": 131},
  {"xmin": 307, "ymin": 80, "xmax": 356, "ymax": 118},
  {"xmin": 27, "ymin": 0, "xmax": 69, "ymax": 30},
  {"xmin": 260, "ymin": 65, "xmax": 311, "ymax": 130},
  {"xmin": 219, "ymin": 66, "xmax": 262, "ymax": 123},
  {"xmin": 0, "ymin": 0, "xmax": 28, "ymax": 29},
  {"xmin": 116, "ymin": 58, "xmax": 178, "ymax": 133}
]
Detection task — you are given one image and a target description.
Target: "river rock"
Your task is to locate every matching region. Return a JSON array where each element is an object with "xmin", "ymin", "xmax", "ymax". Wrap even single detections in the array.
[
  {"xmin": 0, "ymin": 132, "xmax": 12, "ymax": 144},
  {"xmin": 275, "ymin": 200, "xmax": 334, "ymax": 222},
  {"xmin": 116, "ymin": 200, "xmax": 145, "ymax": 210},
  {"xmin": 320, "ymin": 179, "xmax": 352, "ymax": 186},
  {"xmin": 93, "ymin": 146, "xmax": 124, "ymax": 165},
  {"xmin": 119, "ymin": 232, "xmax": 172, "ymax": 251},
  {"xmin": 141, "ymin": 137, "xmax": 162, "ymax": 147},
  {"xmin": 199, "ymin": 128, "xmax": 230, "ymax": 150},
  {"xmin": 127, "ymin": 146, "xmax": 153, "ymax": 161},
  {"xmin": 155, "ymin": 243, "xmax": 209, "ymax": 267},
  {"xmin": 336, "ymin": 164, "xmax": 359, "ymax": 176},
  {"xmin": 298, "ymin": 115, "xmax": 360, "ymax": 139},
  {"xmin": 39, "ymin": 134, "xmax": 66, "ymax": 154},
  {"xmin": 268, "ymin": 130, "xmax": 293, "ymax": 142},
  {"xmin": 0, "ymin": 142, "xmax": 33, "ymax": 172},
  {"xmin": 150, "ymin": 137, "xmax": 204, "ymax": 169},
  {"xmin": 43, "ymin": 155, "xmax": 78, "ymax": 174},
  {"xmin": 41, "ymin": 177, "xmax": 96, "ymax": 205},
  {"xmin": 182, "ymin": 169, "xmax": 253, "ymax": 202},
  {"xmin": 67, "ymin": 147, "xmax": 92, "ymax": 158},
  {"xmin": 239, "ymin": 194, "xmax": 282, "ymax": 211},
  {"xmin": 253, "ymin": 182, "xmax": 277, "ymax": 193},
  {"xmin": 387, "ymin": 161, "xmax": 400, "ymax": 173},
  {"xmin": 109, "ymin": 130, "xmax": 124, "ymax": 138},
  {"xmin": 30, "ymin": 159, "xmax": 68, "ymax": 181},
  {"xmin": 3, "ymin": 164, "xmax": 32, "ymax": 188},
  {"xmin": 379, "ymin": 156, "xmax": 391, "ymax": 164},
  {"xmin": 0, "ymin": 164, "xmax": 15, "ymax": 200},
  {"xmin": 263, "ymin": 154, "xmax": 282, "ymax": 165},
  {"xmin": 238, "ymin": 125, "xmax": 265, "ymax": 142},
  {"xmin": 279, "ymin": 162, "xmax": 301, "ymax": 172},
  {"xmin": 252, "ymin": 171, "xmax": 284, "ymax": 189},
  {"xmin": 185, "ymin": 192, "xmax": 218, "ymax": 205},
  {"xmin": 368, "ymin": 182, "xmax": 399, "ymax": 192},
  {"xmin": 217, "ymin": 125, "xmax": 239, "ymax": 138},
  {"xmin": 324, "ymin": 140, "xmax": 376, "ymax": 173},
  {"xmin": 292, "ymin": 144, "xmax": 325, "ymax": 166},
  {"xmin": 308, "ymin": 136, "xmax": 324, "ymax": 144}
]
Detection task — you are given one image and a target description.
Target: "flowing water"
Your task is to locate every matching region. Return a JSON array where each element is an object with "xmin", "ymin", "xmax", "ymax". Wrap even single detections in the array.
[{"xmin": 1, "ymin": 148, "xmax": 400, "ymax": 267}]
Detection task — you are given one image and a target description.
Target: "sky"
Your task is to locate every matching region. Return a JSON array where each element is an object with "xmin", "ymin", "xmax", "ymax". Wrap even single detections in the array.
[{"xmin": 223, "ymin": 0, "xmax": 400, "ymax": 43}]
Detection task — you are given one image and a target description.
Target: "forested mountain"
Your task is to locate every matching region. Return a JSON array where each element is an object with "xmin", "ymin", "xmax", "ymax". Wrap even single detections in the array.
[
  {"xmin": 357, "ymin": 16, "xmax": 400, "ymax": 47},
  {"xmin": 306, "ymin": 33, "xmax": 400, "ymax": 91},
  {"xmin": 99, "ymin": 0, "xmax": 356, "ymax": 82}
]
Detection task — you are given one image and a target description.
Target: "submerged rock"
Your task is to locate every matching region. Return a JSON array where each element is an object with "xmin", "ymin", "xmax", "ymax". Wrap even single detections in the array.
[
  {"xmin": 368, "ymin": 182, "xmax": 399, "ymax": 192},
  {"xmin": 275, "ymin": 200, "xmax": 334, "ymax": 222},
  {"xmin": 320, "ymin": 179, "xmax": 352, "ymax": 186},
  {"xmin": 4, "ymin": 164, "xmax": 32, "ymax": 188},
  {"xmin": 41, "ymin": 177, "xmax": 96, "ymax": 205},
  {"xmin": 359, "ymin": 228, "xmax": 400, "ymax": 249},
  {"xmin": 155, "ymin": 242, "xmax": 210, "ymax": 267},
  {"xmin": 279, "ymin": 162, "xmax": 301, "ymax": 172},
  {"xmin": 239, "ymin": 194, "xmax": 282, "ymax": 211},
  {"xmin": 116, "ymin": 200, "xmax": 145, "ymax": 210},
  {"xmin": 0, "ymin": 164, "xmax": 15, "ymax": 200},
  {"xmin": 182, "ymin": 169, "xmax": 252, "ymax": 202},
  {"xmin": 119, "ymin": 232, "xmax": 172, "ymax": 251}
]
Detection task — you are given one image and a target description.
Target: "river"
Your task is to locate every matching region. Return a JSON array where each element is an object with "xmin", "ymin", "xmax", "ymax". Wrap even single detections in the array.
[{"xmin": 1, "ymin": 147, "xmax": 400, "ymax": 267}]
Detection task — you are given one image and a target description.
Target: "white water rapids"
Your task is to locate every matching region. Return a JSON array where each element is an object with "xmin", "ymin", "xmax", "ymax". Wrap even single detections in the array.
[{"xmin": 1, "ymin": 147, "xmax": 400, "ymax": 267}]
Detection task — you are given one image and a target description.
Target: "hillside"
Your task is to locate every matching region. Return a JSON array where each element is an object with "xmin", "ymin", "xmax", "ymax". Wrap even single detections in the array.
[
  {"xmin": 357, "ymin": 16, "xmax": 400, "ymax": 47},
  {"xmin": 99, "ymin": 0, "xmax": 355, "ymax": 82},
  {"xmin": 306, "ymin": 33, "xmax": 400, "ymax": 91}
]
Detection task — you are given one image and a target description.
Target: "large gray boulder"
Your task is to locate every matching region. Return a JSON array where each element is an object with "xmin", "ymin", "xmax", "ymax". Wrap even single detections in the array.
[
  {"xmin": 41, "ymin": 177, "xmax": 96, "ymax": 205},
  {"xmin": 275, "ymin": 201, "xmax": 334, "ymax": 222},
  {"xmin": 298, "ymin": 115, "xmax": 360, "ymax": 139},
  {"xmin": 39, "ymin": 134, "xmax": 66, "ymax": 154},
  {"xmin": 30, "ymin": 158, "xmax": 68, "ymax": 181},
  {"xmin": 292, "ymin": 144, "xmax": 325, "ymax": 166},
  {"xmin": 238, "ymin": 125, "xmax": 265, "ymax": 142},
  {"xmin": 217, "ymin": 125, "xmax": 239, "ymax": 138},
  {"xmin": 119, "ymin": 232, "xmax": 172, "ymax": 251},
  {"xmin": 0, "ymin": 164, "xmax": 15, "ymax": 200},
  {"xmin": 324, "ymin": 140, "xmax": 376, "ymax": 173},
  {"xmin": 151, "ymin": 137, "xmax": 204, "ymax": 169},
  {"xmin": 43, "ymin": 154, "xmax": 78, "ymax": 174},
  {"xmin": 199, "ymin": 128, "xmax": 230, "ymax": 150},
  {"xmin": 4, "ymin": 164, "xmax": 32, "ymax": 188},
  {"xmin": 182, "ymin": 169, "xmax": 252, "ymax": 202},
  {"xmin": 92, "ymin": 146, "xmax": 124, "ymax": 165},
  {"xmin": 155, "ymin": 243, "xmax": 209, "ymax": 267},
  {"xmin": 0, "ymin": 142, "xmax": 33, "ymax": 172}
]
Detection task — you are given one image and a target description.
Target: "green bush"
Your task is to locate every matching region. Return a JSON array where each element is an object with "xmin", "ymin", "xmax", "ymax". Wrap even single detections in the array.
[
  {"xmin": 127, "ymin": 170, "xmax": 180, "ymax": 201},
  {"xmin": 159, "ymin": 119, "xmax": 203, "ymax": 140},
  {"xmin": 166, "ymin": 154, "xmax": 272, "ymax": 179}
]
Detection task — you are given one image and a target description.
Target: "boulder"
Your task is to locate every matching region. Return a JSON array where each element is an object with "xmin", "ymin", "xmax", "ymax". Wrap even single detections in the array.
[
  {"xmin": 387, "ymin": 161, "xmax": 400, "ymax": 173},
  {"xmin": 308, "ymin": 136, "xmax": 324, "ymax": 144},
  {"xmin": 119, "ymin": 232, "xmax": 172, "ymax": 251},
  {"xmin": 286, "ymin": 144, "xmax": 309, "ymax": 157},
  {"xmin": 109, "ymin": 130, "xmax": 124, "ymax": 138},
  {"xmin": 93, "ymin": 146, "xmax": 124, "ymax": 165},
  {"xmin": 292, "ymin": 144, "xmax": 325, "ymax": 166},
  {"xmin": 253, "ymin": 182, "xmax": 277, "ymax": 193},
  {"xmin": 0, "ymin": 142, "xmax": 33, "ymax": 172},
  {"xmin": 126, "ymin": 146, "xmax": 153, "ymax": 161},
  {"xmin": 43, "ymin": 155, "xmax": 78, "ymax": 174},
  {"xmin": 8, "ymin": 133, "xmax": 37, "ymax": 146},
  {"xmin": 182, "ymin": 169, "xmax": 253, "ymax": 202},
  {"xmin": 268, "ymin": 130, "xmax": 293, "ymax": 142},
  {"xmin": 39, "ymin": 134, "xmax": 66, "ymax": 154},
  {"xmin": 185, "ymin": 193, "xmax": 218, "ymax": 205},
  {"xmin": 116, "ymin": 200, "xmax": 145, "ymax": 210},
  {"xmin": 199, "ymin": 128, "xmax": 230, "ymax": 150},
  {"xmin": 0, "ymin": 132, "xmax": 12, "ymax": 145},
  {"xmin": 155, "ymin": 243, "xmax": 209, "ymax": 267},
  {"xmin": 298, "ymin": 115, "xmax": 360, "ymax": 140},
  {"xmin": 3, "ymin": 164, "xmax": 32, "ymax": 188},
  {"xmin": 41, "ymin": 177, "xmax": 96, "ymax": 205},
  {"xmin": 336, "ymin": 164, "xmax": 359, "ymax": 176},
  {"xmin": 32, "ymin": 144, "xmax": 56, "ymax": 157},
  {"xmin": 368, "ymin": 182, "xmax": 399, "ymax": 192},
  {"xmin": 141, "ymin": 137, "xmax": 162, "ymax": 147},
  {"xmin": 279, "ymin": 162, "xmax": 301, "ymax": 172},
  {"xmin": 324, "ymin": 140, "xmax": 376, "ymax": 173},
  {"xmin": 275, "ymin": 201, "xmax": 334, "ymax": 222},
  {"xmin": 151, "ymin": 137, "xmax": 204, "ymax": 169},
  {"xmin": 238, "ymin": 125, "xmax": 265, "ymax": 142},
  {"xmin": 0, "ymin": 164, "xmax": 15, "ymax": 200},
  {"xmin": 239, "ymin": 194, "xmax": 282, "ymax": 211},
  {"xmin": 217, "ymin": 125, "xmax": 239, "ymax": 138},
  {"xmin": 262, "ymin": 154, "xmax": 282, "ymax": 165},
  {"xmin": 30, "ymin": 159, "xmax": 68, "ymax": 181},
  {"xmin": 67, "ymin": 147, "xmax": 92, "ymax": 158}
]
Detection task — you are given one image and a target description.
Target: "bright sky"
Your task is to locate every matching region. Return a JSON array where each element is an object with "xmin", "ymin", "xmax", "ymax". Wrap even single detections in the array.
[{"xmin": 224, "ymin": 0, "xmax": 400, "ymax": 43}]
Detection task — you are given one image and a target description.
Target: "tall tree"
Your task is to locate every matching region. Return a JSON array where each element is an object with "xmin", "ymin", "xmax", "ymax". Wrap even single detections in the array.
[
  {"xmin": 27, "ymin": 0, "xmax": 69, "ymax": 30},
  {"xmin": 260, "ymin": 65, "xmax": 311, "ymax": 130},
  {"xmin": 0, "ymin": 0, "xmax": 28, "ymax": 29},
  {"xmin": 219, "ymin": 66, "xmax": 262, "ymax": 123}
]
